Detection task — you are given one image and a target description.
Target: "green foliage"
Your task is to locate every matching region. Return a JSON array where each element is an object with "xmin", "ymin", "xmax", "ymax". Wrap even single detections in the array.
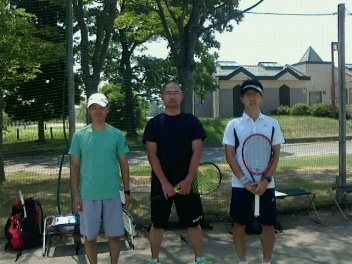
[
  {"xmin": 101, "ymin": 83, "xmax": 149, "ymax": 131},
  {"xmin": 311, "ymin": 103, "xmax": 333, "ymax": 118},
  {"xmin": 291, "ymin": 103, "xmax": 311, "ymax": 116},
  {"xmin": 271, "ymin": 105, "xmax": 291, "ymax": 115}
]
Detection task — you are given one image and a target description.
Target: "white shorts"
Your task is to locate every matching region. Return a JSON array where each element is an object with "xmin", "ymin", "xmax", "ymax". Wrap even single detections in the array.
[{"xmin": 80, "ymin": 198, "xmax": 124, "ymax": 241}]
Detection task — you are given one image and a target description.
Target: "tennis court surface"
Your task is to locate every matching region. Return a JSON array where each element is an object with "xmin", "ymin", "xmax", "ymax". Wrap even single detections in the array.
[{"xmin": 1, "ymin": 210, "xmax": 352, "ymax": 264}]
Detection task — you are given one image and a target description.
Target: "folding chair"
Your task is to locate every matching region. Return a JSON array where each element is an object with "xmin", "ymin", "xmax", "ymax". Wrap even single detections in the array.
[
  {"xmin": 275, "ymin": 188, "xmax": 320, "ymax": 222},
  {"xmin": 329, "ymin": 185, "xmax": 352, "ymax": 221},
  {"xmin": 42, "ymin": 214, "xmax": 81, "ymax": 256},
  {"xmin": 42, "ymin": 151, "xmax": 82, "ymax": 257}
]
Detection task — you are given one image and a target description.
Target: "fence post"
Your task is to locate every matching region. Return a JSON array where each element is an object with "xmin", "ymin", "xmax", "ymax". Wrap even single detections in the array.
[{"xmin": 17, "ymin": 129, "xmax": 20, "ymax": 140}]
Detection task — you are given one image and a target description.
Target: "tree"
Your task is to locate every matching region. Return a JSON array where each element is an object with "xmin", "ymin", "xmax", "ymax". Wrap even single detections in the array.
[
  {"xmin": 73, "ymin": 0, "xmax": 119, "ymax": 97},
  {"xmin": 5, "ymin": 0, "xmax": 69, "ymax": 142},
  {"xmin": 137, "ymin": 0, "xmax": 264, "ymax": 113},
  {"xmin": 0, "ymin": 1, "xmax": 62, "ymax": 184},
  {"xmin": 103, "ymin": 0, "xmax": 164, "ymax": 137}
]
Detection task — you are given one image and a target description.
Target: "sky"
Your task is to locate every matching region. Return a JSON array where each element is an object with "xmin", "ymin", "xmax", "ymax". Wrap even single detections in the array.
[{"xmin": 144, "ymin": 0, "xmax": 351, "ymax": 66}]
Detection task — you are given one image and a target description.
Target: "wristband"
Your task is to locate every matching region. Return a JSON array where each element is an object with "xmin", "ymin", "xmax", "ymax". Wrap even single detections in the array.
[
  {"xmin": 240, "ymin": 176, "xmax": 253, "ymax": 186},
  {"xmin": 124, "ymin": 190, "xmax": 131, "ymax": 195}
]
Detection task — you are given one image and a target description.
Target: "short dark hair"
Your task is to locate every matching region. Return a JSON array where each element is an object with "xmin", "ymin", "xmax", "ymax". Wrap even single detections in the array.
[{"xmin": 240, "ymin": 79, "xmax": 264, "ymax": 96}]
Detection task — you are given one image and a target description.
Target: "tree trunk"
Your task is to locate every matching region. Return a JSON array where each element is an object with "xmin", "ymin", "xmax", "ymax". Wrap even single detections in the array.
[
  {"xmin": 179, "ymin": 66, "xmax": 195, "ymax": 114},
  {"xmin": 120, "ymin": 44, "xmax": 138, "ymax": 138},
  {"xmin": 38, "ymin": 120, "xmax": 46, "ymax": 142}
]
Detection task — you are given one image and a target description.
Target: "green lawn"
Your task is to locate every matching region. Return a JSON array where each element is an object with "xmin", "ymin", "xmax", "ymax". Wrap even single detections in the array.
[
  {"xmin": 1, "ymin": 115, "xmax": 351, "ymax": 233},
  {"xmin": 3, "ymin": 116, "xmax": 352, "ymax": 153}
]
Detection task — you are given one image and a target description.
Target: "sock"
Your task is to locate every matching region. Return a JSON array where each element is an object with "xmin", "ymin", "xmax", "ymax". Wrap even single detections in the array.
[
  {"xmin": 151, "ymin": 258, "xmax": 159, "ymax": 263},
  {"xmin": 262, "ymin": 262, "xmax": 272, "ymax": 264},
  {"xmin": 239, "ymin": 261, "xmax": 249, "ymax": 264},
  {"xmin": 196, "ymin": 257, "xmax": 205, "ymax": 262}
]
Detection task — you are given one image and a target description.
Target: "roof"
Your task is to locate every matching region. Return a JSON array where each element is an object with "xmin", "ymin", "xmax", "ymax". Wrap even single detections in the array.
[
  {"xmin": 216, "ymin": 61, "xmax": 310, "ymax": 80},
  {"xmin": 299, "ymin": 46, "xmax": 323, "ymax": 63}
]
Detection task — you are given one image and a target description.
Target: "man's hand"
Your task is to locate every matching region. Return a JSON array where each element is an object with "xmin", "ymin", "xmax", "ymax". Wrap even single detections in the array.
[
  {"xmin": 123, "ymin": 194, "xmax": 131, "ymax": 210},
  {"xmin": 174, "ymin": 178, "xmax": 193, "ymax": 195},
  {"xmin": 74, "ymin": 196, "xmax": 83, "ymax": 212},
  {"xmin": 162, "ymin": 182, "xmax": 177, "ymax": 199},
  {"xmin": 252, "ymin": 180, "xmax": 270, "ymax": 196},
  {"xmin": 244, "ymin": 182, "xmax": 257, "ymax": 193}
]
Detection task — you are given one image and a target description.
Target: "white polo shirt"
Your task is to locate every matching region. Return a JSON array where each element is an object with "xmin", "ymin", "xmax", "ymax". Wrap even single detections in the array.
[{"xmin": 222, "ymin": 112, "xmax": 285, "ymax": 188}]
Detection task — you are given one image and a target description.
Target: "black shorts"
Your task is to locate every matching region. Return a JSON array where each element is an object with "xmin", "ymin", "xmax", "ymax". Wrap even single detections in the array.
[
  {"xmin": 229, "ymin": 187, "xmax": 277, "ymax": 226},
  {"xmin": 151, "ymin": 193, "xmax": 204, "ymax": 228}
]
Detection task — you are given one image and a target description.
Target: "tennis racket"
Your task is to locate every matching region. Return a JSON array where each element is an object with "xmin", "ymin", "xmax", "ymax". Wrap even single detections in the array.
[
  {"xmin": 242, "ymin": 134, "xmax": 274, "ymax": 217},
  {"xmin": 18, "ymin": 191, "xmax": 27, "ymax": 218},
  {"xmin": 151, "ymin": 162, "xmax": 222, "ymax": 200},
  {"xmin": 123, "ymin": 209, "xmax": 138, "ymax": 249}
]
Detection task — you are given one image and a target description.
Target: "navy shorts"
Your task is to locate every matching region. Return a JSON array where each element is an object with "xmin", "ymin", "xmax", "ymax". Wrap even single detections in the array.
[
  {"xmin": 151, "ymin": 193, "xmax": 204, "ymax": 228},
  {"xmin": 229, "ymin": 187, "xmax": 277, "ymax": 226}
]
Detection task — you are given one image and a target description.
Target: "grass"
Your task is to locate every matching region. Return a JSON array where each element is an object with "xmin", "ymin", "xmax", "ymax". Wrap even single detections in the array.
[
  {"xmin": 2, "ymin": 153, "xmax": 351, "ymax": 236},
  {"xmin": 3, "ymin": 116, "xmax": 352, "ymax": 153},
  {"xmin": 1, "ymin": 116, "xmax": 352, "ymax": 236}
]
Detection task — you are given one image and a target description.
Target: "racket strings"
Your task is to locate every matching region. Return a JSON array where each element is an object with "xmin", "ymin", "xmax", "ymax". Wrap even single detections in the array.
[
  {"xmin": 243, "ymin": 136, "xmax": 273, "ymax": 175},
  {"xmin": 191, "ymin": 164, "xmax": 221, "ymax": 194},
  {"xmin": 123, "ymin": 211, "xmax": 138, "ymax": 236}
]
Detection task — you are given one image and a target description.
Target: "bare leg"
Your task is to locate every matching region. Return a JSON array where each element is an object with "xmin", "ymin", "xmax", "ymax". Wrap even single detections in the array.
[
  {"xmin": 261, "ymin": 224, "xmax": 275, "ymax": 262},
  {"xmin": 109, "ymin": 236, "xmax": 121, "ymax": 264},
  {"xmin": 188, "ymin": 225, "xmax": 203, "ymax": 258},
  {"xmin": 84, "ymin": 237, "xmax": 98, "ymax": 264},
  {"xmin": 150, "ymin": 225, "xmax": 163, "ymax": 259},
  {"xmin": 233, "ymin": 223, "xmax": 247, "ymax": 262}
]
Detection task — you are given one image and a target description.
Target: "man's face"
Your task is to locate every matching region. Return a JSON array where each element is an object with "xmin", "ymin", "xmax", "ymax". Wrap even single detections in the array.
[
  {"xmin": 241, "ymin": 89, "xmax": 264, "ymax": 110},
  {"xmin": 161, "ymin": 84, "xmax": 184, "ymax": 108},
  {"xmin": 88, "ymin": 104, "xmax": 110, "ymax": 122}
]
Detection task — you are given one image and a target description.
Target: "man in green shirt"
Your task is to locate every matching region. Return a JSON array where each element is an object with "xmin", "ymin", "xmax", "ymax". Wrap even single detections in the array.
[{"xmin": 70, "ymin": 93, "xmax": 130, "ymax": 264}]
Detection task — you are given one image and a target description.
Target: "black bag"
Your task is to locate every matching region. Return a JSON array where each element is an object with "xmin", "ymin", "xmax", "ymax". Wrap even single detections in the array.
[
  {"xmin": 4, "ymin": 197, "xmax": 44, "ymax": 261},
  {"xmin": 245, "ymin": 214, "xmax": 262, "ymax": 235}
]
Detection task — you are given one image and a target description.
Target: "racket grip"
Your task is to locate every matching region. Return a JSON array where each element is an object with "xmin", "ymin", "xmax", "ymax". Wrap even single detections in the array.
[
  {"xmin": 119, "ymin": 187, "xmax": 126, "ymax": 205},
  {"xmin": 254, "ymin": 194, "xmax": 260, "ymax": 217},
  {"xmin": 19, "ymin": 191, "xmax": 27, "ymax": 218}
]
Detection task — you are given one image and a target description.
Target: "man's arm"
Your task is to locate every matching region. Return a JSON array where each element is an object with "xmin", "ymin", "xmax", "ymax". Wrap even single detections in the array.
[
  {"xmin": 225, "ymin": 144, "xmax": 256, "ymax": 193},
  {"xmin": 146, "ymin": 141, "xmax": 176, "ymax": 199},
  {"xmin": 70, "ymin": 155, "xmax": 83, "ymax": 212},
  {"xmin": 175, "ymin": 138, "xmax": 203, "ymax": 194},
  {"xmin": 255, "ymin": 144, "xmax": 281, "ymax": 195},
  {"xmin": 118, "ymin": 154, "xmax": 131, "ymax": 209}
]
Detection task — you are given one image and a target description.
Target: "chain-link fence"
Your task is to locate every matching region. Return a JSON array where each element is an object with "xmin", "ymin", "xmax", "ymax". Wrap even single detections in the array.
[{"xmin": 1, "ymin": 1, "xmax": 352, "ymax": 237}]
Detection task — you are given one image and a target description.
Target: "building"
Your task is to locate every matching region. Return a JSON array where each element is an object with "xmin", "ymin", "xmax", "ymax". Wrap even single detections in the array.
[{"xmin": 195, "ymin": 47, "xmax": 352, "ymax": 118}]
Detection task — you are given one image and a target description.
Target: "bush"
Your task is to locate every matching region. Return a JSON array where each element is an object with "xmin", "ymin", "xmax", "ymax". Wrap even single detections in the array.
[
  {"xmin": 311, "ymin": 103, "xmax": 333, "ymax": 118},
  {"xmin": 271, "ymin": 105, "xmax": 291, "ymax": 115},
  {"xmin": 291, "ymin": 103, "xmax": 311, "ymax": 116}
]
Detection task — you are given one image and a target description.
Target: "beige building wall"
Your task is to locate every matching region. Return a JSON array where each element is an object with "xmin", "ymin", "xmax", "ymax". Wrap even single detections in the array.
[{"xmin": 217, "ymin": 72, "xmax": 310, "ymax": 117}]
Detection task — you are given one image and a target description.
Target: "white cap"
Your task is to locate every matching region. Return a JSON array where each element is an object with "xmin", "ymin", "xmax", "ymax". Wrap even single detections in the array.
[{"xmin": 87, "ymin": 93, "xmax": 109, "ymax": 108}]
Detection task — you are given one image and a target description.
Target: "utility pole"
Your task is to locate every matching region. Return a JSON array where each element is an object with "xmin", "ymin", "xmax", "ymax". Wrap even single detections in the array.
[
  {"xmin": 337, "ymin": 4, "xmax": 347, "ymax": 191},
  {"xmin": 67, "ymin": 0, "xmax": 76, "ymax": 141},
  {"xmin": 331, "ymin": 42, "xmax": 338, "ymax": 118}
]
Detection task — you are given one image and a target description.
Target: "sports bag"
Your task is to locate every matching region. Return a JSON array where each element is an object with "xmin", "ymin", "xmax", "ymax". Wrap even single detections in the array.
[{"xmin": 4, "ymin": 195, "xmax": 44, "ymax": 258}]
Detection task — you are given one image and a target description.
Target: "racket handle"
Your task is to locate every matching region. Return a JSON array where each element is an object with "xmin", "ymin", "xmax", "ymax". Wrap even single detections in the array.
[
  {"xmin": 119, "ymin": 187, "xmax": 126, "ymax": 205},
  {"xmin": 19, "ymin": 191, "xmax": 27, "ymax": 218},
  {"xmin": 254, "ymin": 194, "xmax": 260, "ymax": 217}
]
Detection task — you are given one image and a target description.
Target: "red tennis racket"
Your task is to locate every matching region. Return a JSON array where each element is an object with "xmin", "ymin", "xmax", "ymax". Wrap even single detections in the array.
[{"xmin": 242, "ymin": 134, "xmax": 274, "ymax": 217}]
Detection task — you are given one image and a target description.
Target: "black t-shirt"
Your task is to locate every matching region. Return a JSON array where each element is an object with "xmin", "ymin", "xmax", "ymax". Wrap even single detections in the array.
[{"xmin": 142, "ymin": 112, "xmax": 207, "ymax": 186}]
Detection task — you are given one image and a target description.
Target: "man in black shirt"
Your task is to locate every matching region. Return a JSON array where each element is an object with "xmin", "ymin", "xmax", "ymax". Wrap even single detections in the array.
[{"xmin": 143, "ymin": 82, "xmax": 212, "ymax": 264}]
